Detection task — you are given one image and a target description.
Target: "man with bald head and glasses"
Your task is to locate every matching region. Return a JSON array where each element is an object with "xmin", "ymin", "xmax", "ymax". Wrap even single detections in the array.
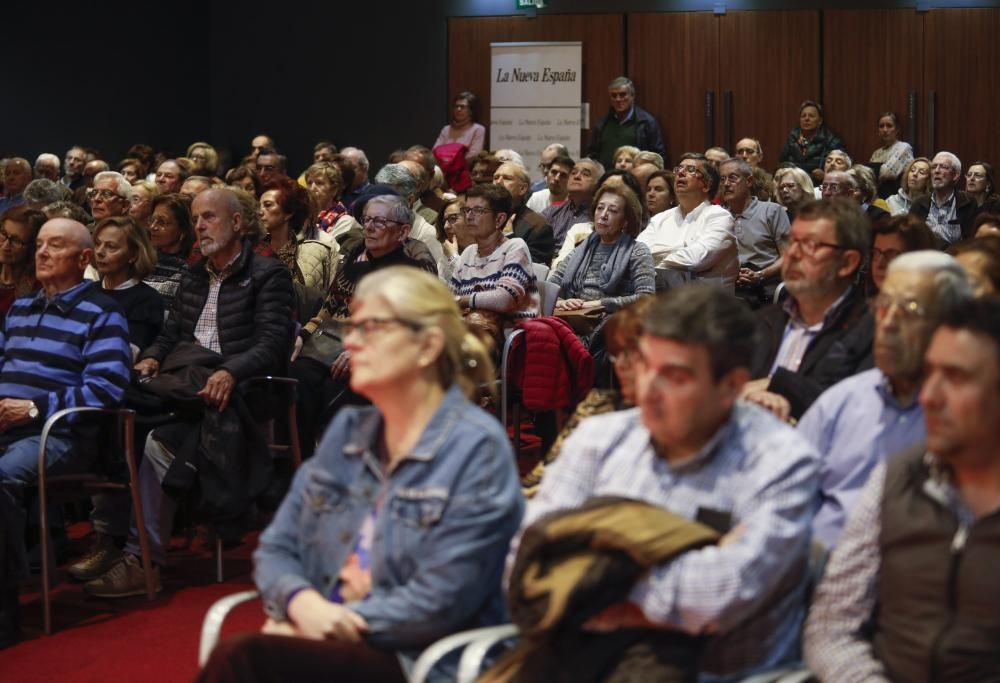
[{"xmin": 743, "ymin": 199, "xmax": 874, "ymax": 422}]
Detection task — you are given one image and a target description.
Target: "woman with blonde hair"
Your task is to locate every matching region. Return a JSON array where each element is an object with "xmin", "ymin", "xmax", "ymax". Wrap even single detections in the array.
[
  {"xmin": 886, "ymin": 157, "xmax": 931, "ymax": 216},
  {"xmin": 198, "ymin": 265, "xmax": 523, "ymax": 683},
  {"xmin": 186, "ymin": 142, "xmax": 220, "ymax": 177},
  {"xmin": 774, "ymin": 166, "xmax": 815, "ymax": 222},
  {"xmin": 613, "ymin": 145, "xmax": 640, "ymax": 171}
]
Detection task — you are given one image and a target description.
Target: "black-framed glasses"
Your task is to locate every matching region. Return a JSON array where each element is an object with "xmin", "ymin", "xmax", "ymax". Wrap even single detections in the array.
[
  {"xmin": 871, "ymin": 247, "xmax": 902, "ymax": 263},
  {"xmin": 787, "ymin": 236, "xmax": 849, "ymax": 257},
  {"xmin": 342, "ymin": 317, "xmax": 423, "ymax": 342},
  {"xmin": 361, "ymin": 215, "xmax": 403, "ymax": 231},
  {"xmin": 87, "ymin": 188, "xmax": 123, "ymax": 202},
  {"xmin": 0, "ymin": 229, "xmax": 28, "ymax": 249},
  {"xmin": 720, "ymin": 173, "xmax": 746, "ymax": 185},
  {"xmin": 443, "ymin": 213, "xmax": 463, "ymax": 224},
  {"xmin": 460, "ymin": 206, "xmax": 492, "ymax": 219}
]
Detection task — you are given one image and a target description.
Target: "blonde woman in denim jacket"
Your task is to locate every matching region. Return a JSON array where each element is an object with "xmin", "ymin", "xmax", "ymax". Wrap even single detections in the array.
[{"xmin": 198, "ymin": 266, "xmax": 524, "ymax": 683}]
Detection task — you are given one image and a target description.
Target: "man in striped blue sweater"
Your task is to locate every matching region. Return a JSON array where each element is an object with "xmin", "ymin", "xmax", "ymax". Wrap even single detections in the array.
[{"xmin": 0, "ymin": 218, "xmax": 131, "ymax": 645}]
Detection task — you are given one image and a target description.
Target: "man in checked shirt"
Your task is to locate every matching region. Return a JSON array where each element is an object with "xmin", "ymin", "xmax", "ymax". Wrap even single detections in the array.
[{"xmin": 511, "ymin": 285, "xmax": 819, "ymax": 681}]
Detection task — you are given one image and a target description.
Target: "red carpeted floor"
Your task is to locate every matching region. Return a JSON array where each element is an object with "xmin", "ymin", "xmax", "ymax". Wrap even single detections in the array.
[{"xmin": 0, "ymin": 526, "xmax": 265, "ymax": 683}]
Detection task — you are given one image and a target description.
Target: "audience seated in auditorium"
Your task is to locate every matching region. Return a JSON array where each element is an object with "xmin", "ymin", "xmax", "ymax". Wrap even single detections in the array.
[
  {"xmin": 0, "ymin": 218, "xmax": 131, "ymax": 642},
  {"xmin": 720, "ymin": 157, "xmax": 790, "ymax": 307},
  {"xmin": 0, "ymin": 206, "xmax": 44, "ymax": 319},
  {"xmin": 197, "ymin": 267, "xmax": 523, "ymax": 683},
  {"xmin": 587, "ymin": 76, "xmax": 666, "ymax": 169},
  {"xmin": 637, "ymin": 153, "xmax": 739, "ymax": 290},
  {"xmin": 511, "ymin": 285, "xmax": 818, "ymax": 680},
  {"xmin": 525, "ymin": 153, "xmax": 573, "ymax": 216},
  {"xmin": 910, "ymin": 151, "xmax": 978, "ymax": 245},
  {"xmin": 886, "ymin": 156, "xmax": 931, "ymax": 216},
  {"xmin": 744, "ymin": 199, "xmax": 873, "ymax": 421},
  {"xmin": 549, "ymin": 183, "xmax": 654, "ymax": 337},
  {"xmin": 779, "ymin": 100, "xmax": 846, "ymax": 182},
  {"xmin": 83, "ymin": 189, "xmax": 295, "ymax": 598},
  {"xmin": 492, "ymin": 162, "xmax": 554, "ymax": 264},
  {"xmin": 373, "ymin": 163, "xmax": 446, "ymax": 274},
  {"xmin": 804, "ymin": 295, "xmax": 1000, "ymax": 683},
  {"xmin": 0, "ymin": 159, "xmax": 32, "ymax": 214},
  {"xmin": 868, "ymin": 214, "xmax": 934, "ymax": 293},
  {"xmin": 449, "ymin": 183, "xmax": 539, "ymax": 342},
  {"xmin": 774, "ymin": 166, "xmax": 814, "ymax": 224},
  {"xmin": 290, "ymin": 192, "xmax": 437, "ymax": 458},
  {"xmin": 543, "ymin": 158, "xmax": 603, "ymax": 253},
  {"xmin": 799, "ymin": 251, "xmax": 971, "ymax": 549}
]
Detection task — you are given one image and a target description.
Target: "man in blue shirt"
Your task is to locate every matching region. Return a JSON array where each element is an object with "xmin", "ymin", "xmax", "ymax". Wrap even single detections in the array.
[
  {"xmin": 0, "ymin": 218, "xmax": 131, "ymax": 646},
  {"xmin": 514, "ymin": 286, "xmax": 819, "ymax": 681},
  {"xmin": 798, "ymin": 251, "xmax": 972, "ymax": 548}
]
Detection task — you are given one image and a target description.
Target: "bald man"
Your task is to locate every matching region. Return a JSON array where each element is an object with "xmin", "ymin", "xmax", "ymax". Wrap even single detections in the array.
[
  {"xmin": 493, "ymin": 162, "xmax": 555, "ymax": 264},
  {"xmin": 0, "ymin": 218, "xmax": 131, "ymax": 640}
]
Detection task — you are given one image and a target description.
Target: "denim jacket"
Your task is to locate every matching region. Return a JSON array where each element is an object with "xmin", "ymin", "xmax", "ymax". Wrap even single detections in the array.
[{"xmin": 254, "ymin": 384, "xmax": 524, "ymax": 669}]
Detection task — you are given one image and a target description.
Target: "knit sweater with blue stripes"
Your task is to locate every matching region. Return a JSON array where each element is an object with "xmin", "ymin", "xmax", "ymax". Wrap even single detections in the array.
[{"xmin": 0, "ymin": 280, "xmax": 131, "ymax": 437}]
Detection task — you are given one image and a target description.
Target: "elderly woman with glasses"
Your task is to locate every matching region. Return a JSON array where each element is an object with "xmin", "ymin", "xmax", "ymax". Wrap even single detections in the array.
[
  {"xmin": 198, "ymin": 266, "xmax": 523, "ymax": 683},
  {"xmin": 289, "ymin": 193, "xmax": 439, "ymax": 458},
  {"xmin": 964, "ymin": 161, "xmax": 998, "ymax": 208}
]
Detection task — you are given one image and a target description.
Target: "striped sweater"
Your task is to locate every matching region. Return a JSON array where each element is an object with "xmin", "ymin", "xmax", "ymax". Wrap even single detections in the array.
[
  {"xmin": 0, "ymin": 280, "xmax": 131, "ymax": 434},
  {"xmin": 449, "ymin": 238, "xmax": 539, "ymax": 321}
]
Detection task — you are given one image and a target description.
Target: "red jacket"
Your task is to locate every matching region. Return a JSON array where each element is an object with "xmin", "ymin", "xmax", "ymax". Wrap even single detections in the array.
[{"xmin": 510, "ymin": 317, "xmax": 594, "ymax": 411}]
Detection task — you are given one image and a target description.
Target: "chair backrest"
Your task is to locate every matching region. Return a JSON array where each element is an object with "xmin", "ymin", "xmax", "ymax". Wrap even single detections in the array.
[
  {"xmin": 531, "ymin": 262, "xmax": 550, "ymax": 283},
  {"xmin": 538, "ymin": 281, "xmax": 560, "ymax": 317}
]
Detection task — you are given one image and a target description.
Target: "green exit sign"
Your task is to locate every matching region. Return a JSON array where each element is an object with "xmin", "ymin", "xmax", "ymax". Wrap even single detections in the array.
[{"xmin": 517, "ymin": 0, "xmax": 546, "ymax": 8}]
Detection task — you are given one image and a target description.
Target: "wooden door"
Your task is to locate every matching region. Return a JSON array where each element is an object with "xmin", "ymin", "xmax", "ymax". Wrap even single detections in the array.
[
  {"xmin": 923, "ymin": 8, "xmax": 1000, "ymax": 170},
  {"xmin": 447, "ymin": 14, "xmax": 625, "ymax": 157},
  {"xmin": 822, "ymin": 10, "xmax": 924, "ymax": 163},
  {"xmin": 719, "ymin": 10, "xmax": 821, "ymax": 173},
  {"xmin": 628, "ymin": 12, "xmax": 719, "ymax": 165}
]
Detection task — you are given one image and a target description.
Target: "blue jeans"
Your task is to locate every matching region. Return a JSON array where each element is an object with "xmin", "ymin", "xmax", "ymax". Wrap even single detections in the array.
[{"xmin": 0, "ymin": 434, "xmax": 84, "ymax": 581}]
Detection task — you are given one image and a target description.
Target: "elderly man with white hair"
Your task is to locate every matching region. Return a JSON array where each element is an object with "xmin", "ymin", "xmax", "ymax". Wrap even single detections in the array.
[
  {"xmin": 798, "ymin": 250, "xmax": 972, "ymax": 549},
  {"xmin": 339, "ymin": 146, "xmax": 370, "ymax": 210},
  {"xmin": 910, "ymin": 151, "xmax": 978, "ymax": 245},
  {"xmin": 493, "ymin": 162, "xmax": 554, "ymax": 264},
  {"xmin": 88, "ymin": 171, "xmax": 133, "ymax": 221},
  {"xmin": 33, "ymin": 153, "xmax": 61, "ymax": 182},
  {"xmin": 373, "ymin": 163, "xmax": 446, "ymax": 273}
]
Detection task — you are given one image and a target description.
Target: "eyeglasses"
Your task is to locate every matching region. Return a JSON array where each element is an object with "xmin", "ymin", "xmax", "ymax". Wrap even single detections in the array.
[
  {"xmin": 720, "ymin": 174, "xmax": 746, "ymax": 185},
  {"xmin": 86, "ymin": 188, "xmax": 123, "ymax": 202},
  {"xmin": 787, "ymin": 236, "xmax": 849, "ymax": 257},
  {"xmin": 361, "ymin": 215, "xmax": 403, "ymax": 230},
  {"xmin": 820, "ymin": 183, "xmax": 853, "ymax": 194},
  {"xmin": 342, "ymin": 317, "xmax": 423, "ymax": 342},
  {"xmin": 460, "ymin": 206, "xmax": 492, "ymax": 219},
  {"xmin": 673, "ymin": 165, "xmax": 704, "ymax": 179},
  {"xmin": 874, "ymin": 293, "xmax": 926, "ymax": 321},
  {"xmin": 0, "ymin": 229, "xmax": 28, "ymax": 249},
  {"xmin": 966, "ymin": 171, "xmax": 987, "ymax": 180},
  {"xmin": 148, "ymin": 216, "xmax": 175, "ymax": 231},
  {"xmin": 929, "ymin": 163, "xmax": 953, "ymax": 171},
  {"xmin": 443, "ymin": 213, "xmax": 463, "ymax": 224},
  {"xmin": 871, "ymin": 247, "xmax": 902, "ymax": 263}
]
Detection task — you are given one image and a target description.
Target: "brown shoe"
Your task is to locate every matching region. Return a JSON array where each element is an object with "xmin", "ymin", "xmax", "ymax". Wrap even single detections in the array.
[
  {"xmin": 83, "ymin": 554, "xmax": 161, "ymax": 598},
  {"xmin": 68, "ymin": 534, "xmax": 123, "ymax": 582}
]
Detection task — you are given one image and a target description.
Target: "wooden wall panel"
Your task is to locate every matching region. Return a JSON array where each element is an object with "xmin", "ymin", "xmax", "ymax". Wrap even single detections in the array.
[
  {"xmin": 822, "ymin": 10, "xmax": 923, "ymax": 164},
  {"xmin": 720, "ymin": 10, "xmax": 820, "ymax": 173},
  {"xmin": 628, "ymin": 12, "xmax": 719, "ymax": 165},
  {"xmin": 924, "ymin": 8, "xmax": 1000, "ymax": 171},
  {"xmin": 447, "ymin": 14, "xmax": 625, "ymax": 157}
]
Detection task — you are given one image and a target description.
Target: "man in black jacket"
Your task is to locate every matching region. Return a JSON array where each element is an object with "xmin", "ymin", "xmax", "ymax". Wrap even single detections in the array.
[
  {"xmin": 909, "ymin": 151, "xmax": 979, "ymax": 246},
  {"xmin": 743, "ymin": 199, "xmax": 873, "ymax": 421},
  {"xmin": 493, "ymin": 162, "xmax": 555, "ymax": 264},
  {"xmin": 83, "ymin": 188, "xmax": 296, "ymax": 597},
  {"xmin": 587, "ymin": 77, "xmax": 667, "ymax": 169}
]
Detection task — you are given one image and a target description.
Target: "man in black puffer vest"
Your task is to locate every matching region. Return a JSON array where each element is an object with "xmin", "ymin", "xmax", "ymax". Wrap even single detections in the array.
[{"xmin": 83, "ymin": 188, "xmax": 295, "ymax": 598}]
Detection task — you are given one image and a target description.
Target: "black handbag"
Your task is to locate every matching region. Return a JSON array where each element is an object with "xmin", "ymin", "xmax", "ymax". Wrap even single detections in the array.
[{"xmin": 298, "ymin": 319, "xmax": 345, "ymax": 366}]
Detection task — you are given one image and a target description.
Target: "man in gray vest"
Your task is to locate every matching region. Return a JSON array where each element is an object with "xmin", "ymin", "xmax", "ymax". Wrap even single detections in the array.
[{"xmin": 805, "ymin": 295, "xmax": 1000, "ymax": 682}]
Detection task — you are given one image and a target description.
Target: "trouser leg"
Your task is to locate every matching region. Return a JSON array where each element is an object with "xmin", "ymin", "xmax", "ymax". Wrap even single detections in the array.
[{"xmin": 123, "ymin": 433, "xmax": 177, "ymax": 566}]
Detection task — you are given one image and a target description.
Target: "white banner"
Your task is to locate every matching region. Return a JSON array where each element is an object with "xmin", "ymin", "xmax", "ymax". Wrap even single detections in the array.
[{"xmin": 490, "ymin": 42, "xmax": 582, "ymax": 181}]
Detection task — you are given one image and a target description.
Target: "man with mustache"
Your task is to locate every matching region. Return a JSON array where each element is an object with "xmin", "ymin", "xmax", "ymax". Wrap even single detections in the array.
[{"xmin": 797, "ymin": 251, "xmax": 971, "ymax": 548}]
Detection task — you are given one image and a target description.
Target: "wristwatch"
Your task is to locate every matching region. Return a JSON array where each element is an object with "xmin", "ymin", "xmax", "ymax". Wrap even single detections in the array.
[{"xmin": 27, "ymin": 401, "xmax": 39, "ymax": 420}]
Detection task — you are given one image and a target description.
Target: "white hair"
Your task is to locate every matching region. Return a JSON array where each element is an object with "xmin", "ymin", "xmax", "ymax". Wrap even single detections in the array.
[
  {"xmin": 93, "ymin": 171, "xmax": 133, "ymax": 199},
  {"xmin": 494, "ymin": 149, "xmax": 524, "ymax": 166},
  {"xmin": 933, "ymin": 151, "xmax": 962, "ymax": 176},
  {"xmin": 35, "ymin": 153, "xmax": 60, "ymax": 169},
  {"xmin": 888, "ymin": 250, "xmax": 972, "ymax": 312},
  {"xmin": 341, "ymin": 146, "xmax": 369, "ymax": 170}
]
